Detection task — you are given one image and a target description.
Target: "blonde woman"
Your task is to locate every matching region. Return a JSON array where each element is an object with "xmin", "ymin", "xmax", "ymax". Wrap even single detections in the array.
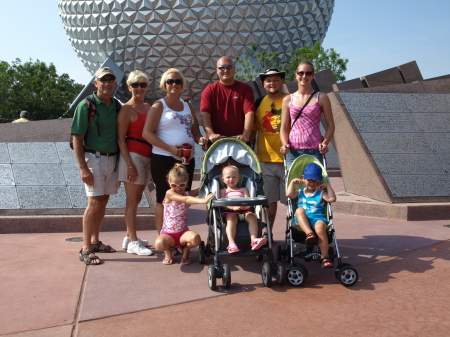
[
  {"xmin": 117, "ymin": 70, "xmax": 153, "ymax": 255},
  {"xmin": 143, "ymin": 68, "xmax": 205, "ymax": 242}
]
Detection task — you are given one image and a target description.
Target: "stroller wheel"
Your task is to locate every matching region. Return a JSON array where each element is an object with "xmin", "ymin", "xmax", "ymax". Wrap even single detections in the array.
[
  {"xmin": 256, "ymin": 254, "xmax": 263, "ymax": 262},
  {"xmin": 261, "ymin": 262, "xmax": 273, "ymax": 287},
  {"xmin": 295, "ymin": 263, "xmax": 309, "ymax": 281},
  {"xmin": 199, "ymin": 241, "xmax": 205, "ymax": 265},
  {"xmin": 222, "ymin": 263, "xmax": 231, "ymax": 289},
  {"xmin": 208, "ymin": 264, "xmax": 217, "ymax": 290},
  {"xmin": 286, "ymin": 266, "xmax": 306, "ymax": 287},
  {"xmin": 335, "ymin": 264, "xmax": 358, "ymax": 287},
  {"xmin": 275, "ymin": 262, "xmax": 286, "ymax": 286}
]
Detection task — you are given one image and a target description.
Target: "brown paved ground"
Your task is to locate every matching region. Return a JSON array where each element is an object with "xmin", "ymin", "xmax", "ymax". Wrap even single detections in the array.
[{"xmin": 1, "ymin": 177, "xmax": 450, "ymax": 336}]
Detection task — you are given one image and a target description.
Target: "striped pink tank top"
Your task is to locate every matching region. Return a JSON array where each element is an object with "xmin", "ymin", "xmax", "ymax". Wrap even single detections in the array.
[
  {"xmin": 289, "ymin": 92, "xmax": 323, "ymax": 149},
  {"xmin": 225, "ymin": 189, "xmax": 245, "ymax": 198}
]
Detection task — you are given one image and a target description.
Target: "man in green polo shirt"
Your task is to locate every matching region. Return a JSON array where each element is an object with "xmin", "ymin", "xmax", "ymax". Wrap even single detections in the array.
[{"xmin": 71, "ymin": 67, "xmax": 120, "ymax": 265}]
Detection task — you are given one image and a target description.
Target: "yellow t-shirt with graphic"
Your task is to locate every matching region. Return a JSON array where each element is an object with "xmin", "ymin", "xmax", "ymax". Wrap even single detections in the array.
[{"xmin": 254, "ymin": 94, "xmax": 287, "ymax": 163}]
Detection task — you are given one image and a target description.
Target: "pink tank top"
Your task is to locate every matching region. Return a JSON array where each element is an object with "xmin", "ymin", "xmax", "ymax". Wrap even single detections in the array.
[
  {"xmin": 225, "ymin": 189, "xmax": 245, "ymax": 198},
  {"xmin": 288, "ymin": 93, "xmax": 323, "ymax": 149}
]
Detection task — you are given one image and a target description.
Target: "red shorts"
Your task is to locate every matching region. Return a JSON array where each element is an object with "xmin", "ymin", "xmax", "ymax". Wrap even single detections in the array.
[{"xmin": 161, "ymin": 230, "xmax": 188, "ymax": 248}]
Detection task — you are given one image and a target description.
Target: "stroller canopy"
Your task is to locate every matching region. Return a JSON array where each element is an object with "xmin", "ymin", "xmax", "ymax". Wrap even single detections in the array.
[{"xmin": 201, "ymin": 138, "xmax": 262, "ymax": 176}]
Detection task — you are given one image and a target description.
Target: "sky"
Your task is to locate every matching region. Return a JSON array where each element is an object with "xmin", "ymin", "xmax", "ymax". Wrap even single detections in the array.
[{"xmin": 0, "ymin": 0, "xmax": 449, "ymax": 85}]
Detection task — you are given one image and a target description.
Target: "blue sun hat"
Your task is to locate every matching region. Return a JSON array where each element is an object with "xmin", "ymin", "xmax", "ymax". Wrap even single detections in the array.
[{"xmin": 303, "ymin": 163, "xmax": 323, "ymax": 181}]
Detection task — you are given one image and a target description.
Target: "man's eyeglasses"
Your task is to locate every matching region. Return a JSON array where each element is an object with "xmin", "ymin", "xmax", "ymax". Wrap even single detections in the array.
[
  {"xmin": 165, "ymin": 79, "xmax": 183, "ymax": 85},
  {"xmin": 217, "ymin": 64, "xmax": 234, "ymax": 71},
  {"xmin": 130, "ymin": 82, "xmax": 148, "ymax": 88},
  {"xmin": 170, "ymin": 182, "xmax": 187, "ymax": 189},
  {"xmin": 98, "ymin": 77, "xmax": 116, "ymax": 83},
  {"xmin": 297, "ymin": 71, "xmax": 314, "ymax": 76}
]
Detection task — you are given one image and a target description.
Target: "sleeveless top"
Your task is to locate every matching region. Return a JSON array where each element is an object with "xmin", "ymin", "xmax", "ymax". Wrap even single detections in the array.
[
  {"xmin": 161, "ymin": 192, "xmax": 190, "ymax": 234},
  {"xmin": 152, "ymin": 98, "xmax": 195, "ymax": 159},
  {"xmin": 126, "ymin": 105, "xmax": 152, "ymax": 157},
  {"xmin": 224, "ymin": 189, "xmax": 245, "ymax": 198},
  {"xmin": 289, "ymin": 92, "xmax": 323, "ymax": 149}
]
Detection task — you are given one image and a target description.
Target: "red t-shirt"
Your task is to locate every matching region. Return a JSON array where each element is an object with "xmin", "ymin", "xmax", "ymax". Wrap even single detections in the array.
[{"xmin": 200, "ymin": 81, "xmax": 255, "ymax": 137}]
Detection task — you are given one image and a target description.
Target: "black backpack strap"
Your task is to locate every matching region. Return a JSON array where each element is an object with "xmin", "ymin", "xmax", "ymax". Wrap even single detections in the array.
[{"xmin": 254, "ymin": 95, "xmax": 266, "ymax": 112}]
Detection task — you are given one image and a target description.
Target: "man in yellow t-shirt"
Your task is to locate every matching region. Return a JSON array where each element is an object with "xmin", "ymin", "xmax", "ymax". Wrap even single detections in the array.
[{"xmin": 253, "ymin": 69, "xmax": 288, "ymax": 235}]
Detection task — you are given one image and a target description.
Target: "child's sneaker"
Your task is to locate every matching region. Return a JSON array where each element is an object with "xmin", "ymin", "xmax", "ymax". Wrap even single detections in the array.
[
  {"xmin": 127, "ymin": 241, "xmax": 153, "ymax": 256},
  {"xmin": 122, "ymin": 237, "xmax": 149, "ymax": 250}
]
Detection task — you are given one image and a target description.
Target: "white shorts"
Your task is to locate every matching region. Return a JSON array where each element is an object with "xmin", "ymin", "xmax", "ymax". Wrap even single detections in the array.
[
  {"xmin": 84, "ymin": 152, "xmax": 119, "ymax": 197},
  {"xmin": 261, "ymin": 162, "xmax": 287, "ymax": 205},
  {"xmin": 117, "ymin": 152, "xmax": 152, "ymax": 185}
]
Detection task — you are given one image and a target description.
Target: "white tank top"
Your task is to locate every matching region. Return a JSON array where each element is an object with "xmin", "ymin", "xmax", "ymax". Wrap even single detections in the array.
[{"xmin": 152, "ymin": 98, "xmax": 195, "ymax": 159}]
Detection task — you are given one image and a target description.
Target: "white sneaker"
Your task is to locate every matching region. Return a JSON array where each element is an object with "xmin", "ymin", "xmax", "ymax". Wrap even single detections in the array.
[
  {"xmin": 122, "ymin": 237, "xmax": 149, "ymax": 250},
  {"xmin": 127, "ymin": 241, "xmax": 153, "ymax": 256}
]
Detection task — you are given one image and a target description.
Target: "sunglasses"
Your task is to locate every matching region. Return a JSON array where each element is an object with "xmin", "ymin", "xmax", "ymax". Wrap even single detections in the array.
[
  {"xmin": 217, "ymin": 64, "xmax": 234, "ymax": 71},
  {"xmin": 297, "ymin": 71, "xmax": 314, "ymax": 76},
  {"xmin": 169, "ymin": 181, "xmax": 187, "ymax": 189},
  {"xmin": 98, "ymin": 77, "xmax": 116, "ymax": 83},
  {"xmin": 130, "ymin": 82, "xmax": 148, "ymax": 88},
  {"xmin": 165, "ymin": 79, "xmax": 183, "ymax": 85}
]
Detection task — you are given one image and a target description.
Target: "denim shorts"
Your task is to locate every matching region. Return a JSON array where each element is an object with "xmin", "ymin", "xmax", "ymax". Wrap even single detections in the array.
[{"xmin": 285, "ymin": 148, "xmax": 323, "ymax": 171}]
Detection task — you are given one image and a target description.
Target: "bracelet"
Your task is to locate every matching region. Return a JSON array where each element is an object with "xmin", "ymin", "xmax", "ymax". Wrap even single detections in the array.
[{"xmin": 127, "ymin": 165, "xmax": 133, "ymax": 169}]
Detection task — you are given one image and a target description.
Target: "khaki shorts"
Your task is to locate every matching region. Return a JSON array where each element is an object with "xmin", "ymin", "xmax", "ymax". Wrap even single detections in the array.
[
  {"xmin": 84, "ymin": 152, "xmax": 119, "ymax": 197},
  {"xmin": 261, "ymin": 162, "xmax": 287, "ymax": 205},
  {"xmin": 117, "ymin": 152, "xmax": 151, "ymax": 186}
]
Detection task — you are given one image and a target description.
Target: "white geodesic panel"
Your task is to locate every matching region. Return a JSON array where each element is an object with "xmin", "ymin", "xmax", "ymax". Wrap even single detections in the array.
[{"xmin": 57, "ymin": 0, "xmax": 334, "ymax": 101}]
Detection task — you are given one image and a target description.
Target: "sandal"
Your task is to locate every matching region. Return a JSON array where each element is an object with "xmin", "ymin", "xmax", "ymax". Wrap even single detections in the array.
[
  {"xmin": 321, "ymin": 257, "xmax": 334, "ymax": 268},
  {"xmin": 162, "ymin": 257, "xmax": 174, "ymax": 265},
  {"xmin": 181, "ymin": 257, "xmax": 192, "ymax": 265},
  {"xmin": 92, "ymin": 241, "xmax": 115, "ymax": 253},
  {"xmin": 227, "ymin": 243, "xmax": 239, "ymax": 253},
  {"xmin": 251, "ymin": 237, "xmax": 267, "ymax": 251},
  {"xmin": 305, "ymin": 232, "xmax": 318, "ymax": 247},
  {"xmin": 79, "ymin": 249, "xmax": 101, "ymax": 265}
]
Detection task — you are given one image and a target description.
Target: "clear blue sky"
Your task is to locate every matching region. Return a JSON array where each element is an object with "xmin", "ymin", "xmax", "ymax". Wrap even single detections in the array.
[{"xmin": 1, "ymin": 0, "xmax": 449, "ymax": 85}]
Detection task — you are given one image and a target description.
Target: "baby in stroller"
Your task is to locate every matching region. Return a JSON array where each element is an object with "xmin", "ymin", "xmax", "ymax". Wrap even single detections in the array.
[
  {"xmin": 286, "ymin": 162, "xmax": 336, "ymax": 268},
  {"xmin": 219, "ymin": 164, "xmax": 267, "ymax": 253}
]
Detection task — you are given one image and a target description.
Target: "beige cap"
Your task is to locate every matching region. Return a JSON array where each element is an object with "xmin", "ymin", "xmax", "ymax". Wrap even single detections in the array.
[{"xmin": 95, "ymin": 67, "xmax": 117, "ymax": 79}]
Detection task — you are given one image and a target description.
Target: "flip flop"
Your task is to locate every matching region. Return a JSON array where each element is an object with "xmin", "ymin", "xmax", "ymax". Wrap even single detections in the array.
[
  {"xmin": 162, "ymin": 257, "xmax": 174, "ymax": 265},
  {"xmin": 181, "ymin": 258, "xmax": 192, "ymax": 265}
]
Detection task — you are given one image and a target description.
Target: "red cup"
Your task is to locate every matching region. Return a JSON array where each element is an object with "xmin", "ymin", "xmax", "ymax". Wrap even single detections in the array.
[{"xmin": 181, "ymin": 143, "xmax": 192, "ymax": 165}]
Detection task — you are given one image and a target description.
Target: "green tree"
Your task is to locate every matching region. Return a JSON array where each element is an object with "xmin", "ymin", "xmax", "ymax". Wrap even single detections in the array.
[
  {"xmin": 235, "ymin": 42, "xmax": 348, "ymax": 83},
  {"xmin": 0, "ymin": 58, "xmax": 83, "ymax": 121}
]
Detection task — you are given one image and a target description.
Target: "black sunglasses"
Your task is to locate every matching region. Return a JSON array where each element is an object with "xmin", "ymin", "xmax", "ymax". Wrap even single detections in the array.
[
  {"xmin": 297, "ymin": 71, "xmax": 314, "ymax": 76},
  {"xmin": 165, "ymin": 79, "xmax": 183, "ymax": 85},
  {"xmin": 217, "ymin": 64, "xmax": 234, "ymax": 71},
  {"xmin": 98, "ymin": 77, "xmax": 116, "ymax": 83},
  {"xmin": 130, "ymin": 82, "xmax": 148, "ymax": 88}
]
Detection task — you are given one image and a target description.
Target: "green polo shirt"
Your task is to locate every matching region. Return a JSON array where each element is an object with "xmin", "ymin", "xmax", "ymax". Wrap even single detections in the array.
[{"xmin": 71, "ymin": 92, "xmax": 119, "ymax": 153}]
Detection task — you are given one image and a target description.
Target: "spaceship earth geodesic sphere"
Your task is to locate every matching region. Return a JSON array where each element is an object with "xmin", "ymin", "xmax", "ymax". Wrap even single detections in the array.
[{"xmin": 57, "ymin": 0, "xmax": 334, "ymax": 101}]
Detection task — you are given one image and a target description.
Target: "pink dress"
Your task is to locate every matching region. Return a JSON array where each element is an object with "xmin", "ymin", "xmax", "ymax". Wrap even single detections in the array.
[
  {"xmin": 161, "ymin": 192, "xmax": 190, "ymax": 234},
  {"xmin": 289, "ymin": 92, "xmax": 323, "ymax": 149}
]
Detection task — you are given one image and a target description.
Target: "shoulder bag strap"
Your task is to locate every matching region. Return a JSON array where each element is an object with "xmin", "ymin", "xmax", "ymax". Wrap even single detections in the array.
[{"xmin": 291, "ymin": 90, "xmax": 317, "ymax": 128}]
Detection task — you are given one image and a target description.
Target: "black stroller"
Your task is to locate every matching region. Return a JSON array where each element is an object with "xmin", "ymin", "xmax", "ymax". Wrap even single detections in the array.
[{"xmin": 198, "ymin": 138, "xmax": 285, "ymax": 290}]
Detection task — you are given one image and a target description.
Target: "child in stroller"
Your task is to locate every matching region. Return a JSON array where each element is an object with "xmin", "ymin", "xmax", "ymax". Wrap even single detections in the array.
[
  {"xmin": 286, "ymin": 162, "xmax": 336, "ymax": 268},
  {"xmin": 220, "ymin": 164, "xmax": 267, "ymax": 253}
]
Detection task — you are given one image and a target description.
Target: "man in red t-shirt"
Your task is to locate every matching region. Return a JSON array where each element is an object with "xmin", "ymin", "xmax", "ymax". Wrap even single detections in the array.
[{"xmin": 201, "ymin": 56, "xmax": 255, "ymax": 143}]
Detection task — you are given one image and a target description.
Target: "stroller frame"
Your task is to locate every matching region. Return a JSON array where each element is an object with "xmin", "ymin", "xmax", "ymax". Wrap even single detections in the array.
[
  {"xmin": 279, "ymin": 154, "xmax": 358, "ymax": 287},
  {"xmin": 198, "ymin": 138, "xmax": 285, "ymax": 290}
]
